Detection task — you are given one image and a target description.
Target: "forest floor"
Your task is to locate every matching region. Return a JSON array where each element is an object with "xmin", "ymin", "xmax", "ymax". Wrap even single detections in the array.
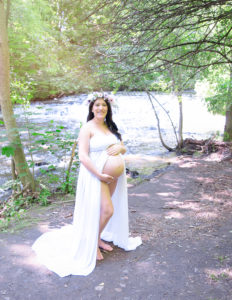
[{"xmin": 0, "ymin": 153, "xmax": 232, "ymax": 300}]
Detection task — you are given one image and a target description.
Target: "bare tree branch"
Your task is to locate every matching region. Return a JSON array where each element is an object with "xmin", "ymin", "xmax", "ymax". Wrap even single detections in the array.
[{"xmin": 146, "ymin": 91, "xmax": 175, "ymax": 151}]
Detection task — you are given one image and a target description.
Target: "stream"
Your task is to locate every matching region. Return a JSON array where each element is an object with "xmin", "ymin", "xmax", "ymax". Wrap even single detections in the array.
[{"xmin": 0, "ymin": 91, "xmax": 225, "ymax": 200}]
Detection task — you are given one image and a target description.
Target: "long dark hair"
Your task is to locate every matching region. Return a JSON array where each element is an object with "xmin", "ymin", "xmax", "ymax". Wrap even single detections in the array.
[{"xmin": 87, "ymin": 98, "xmax": 122, "ymax": 141}]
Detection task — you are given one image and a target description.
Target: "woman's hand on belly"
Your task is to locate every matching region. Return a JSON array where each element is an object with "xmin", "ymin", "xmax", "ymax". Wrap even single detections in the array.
[
  {"xmin": 106, "ymin": 144, "xmax": 123, "ymax": 156},
  {"xmin": 99, "ymin": 173, "xmax": 114, "ymax": 184}
]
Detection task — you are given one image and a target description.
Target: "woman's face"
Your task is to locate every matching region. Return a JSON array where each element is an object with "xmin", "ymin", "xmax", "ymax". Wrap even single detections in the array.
[{"xmin": 92, "ymin": 98, "xmax": 108, "ymax": 119}]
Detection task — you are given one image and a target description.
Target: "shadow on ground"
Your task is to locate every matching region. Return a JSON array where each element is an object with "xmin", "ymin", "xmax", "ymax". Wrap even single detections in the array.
[{"xmin": 0, "ymin": 156, "xmax": 232, "ymax": 300}]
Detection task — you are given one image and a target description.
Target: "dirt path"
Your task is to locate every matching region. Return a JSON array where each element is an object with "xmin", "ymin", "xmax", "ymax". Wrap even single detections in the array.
[{"xmin": 0, "ymin": 156, "xmax": 232, "ymax": 300}]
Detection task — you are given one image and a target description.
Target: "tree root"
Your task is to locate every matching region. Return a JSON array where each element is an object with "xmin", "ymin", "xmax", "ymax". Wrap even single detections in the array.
[{"xmin": 181, "ymin": 138, "xmax": 232, "ymax": 159}]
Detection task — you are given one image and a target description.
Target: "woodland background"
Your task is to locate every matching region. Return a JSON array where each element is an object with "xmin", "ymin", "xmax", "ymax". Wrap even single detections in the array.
[{"xmin": 1, "ymin": 0, "xmax": 232, "ymax": 223}]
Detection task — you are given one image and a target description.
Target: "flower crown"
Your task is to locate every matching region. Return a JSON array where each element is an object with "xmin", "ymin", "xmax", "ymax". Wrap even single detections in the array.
[{"xmin": 86, "ymin": 92, "xmax": 116, "ymax": 105}]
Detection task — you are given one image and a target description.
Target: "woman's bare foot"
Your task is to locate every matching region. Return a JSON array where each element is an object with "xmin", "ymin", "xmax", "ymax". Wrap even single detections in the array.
[
  {"xmin": 97, "ymin": 247, "xmax": 104, "ymax": 260},
  {"xmin": 99, "ymin": 240, "xmax": 113, "ymax": 251}
]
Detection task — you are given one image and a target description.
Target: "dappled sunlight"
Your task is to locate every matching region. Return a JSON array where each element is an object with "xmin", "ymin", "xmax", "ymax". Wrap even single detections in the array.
[
  {"xmin": 205, "ymin": 267, "xmax": 232, "ymax": 280},
  {"xmin": 149, "ymin": 161, "xmax": 231, "ymax": 223},
  {"xmin": 167, "ymin": 200, "xmax": 182, "ymax": 205},
  {"xmin": 34, "ymin": 220, "xmax": 71, "ymax": 235},
  {"xmin": 140, "ymin": 211, "xmax": 159, "ymax": 219},
  {"xmin": 156, "ymin": 192, "xmax": 178, "ymax": 198},
  {"xmin": 9, "ymin": 243, "xmax": 41, "ymax": 269},
  {"xmin": 196, "ymin": 211, "xmax": 218, "ymax": 220},
  {"xmin": 135, "ymin": 261, "xmax": 154, "ymax": 273},
  {"xmin": 179, "ymin": 161, "xmax": 201, "ymax": 168},
  {"xmin": 164, "ymin": 211, "xmax": 184, "ymax": 219},
  {"xmin": 129, "ymin": 193, "xmax": 150, "ymax": 198},
  {"xmin": 204, "ymin": 153, "xmax": 226, "ymax": 162},
  {"xmin": 201, "ymin": 192, "xmax": 232, "ymax": 205},
  {"xmin": 223, "ymin": 202, "xmax": 232, "ymax": 209},
  {"xmin": 200, "ymin": 194, "xmax": 214, "ymax": 202},
  {"xmin": 164, "ymin": 200, "xmax": 201, "ymax": 212},
  {"xmin": 200, "ymin": 194, "xmax": 216, "ymax": 201},
  {"xmin": 215, "ymin": 191, "xmax": 232, "ymax": 202},
  {"xmin": 197, "ymin": 177, "xmax": 215, "ymax": 184},
  {"xmin": 180, "ymin": 202, "xmax": 201, "ymax": 211},
  {"xmin": 160, "ymin": 182, "xmax": 182, "ymax": 190},
  {"xmin": 35, "ymin": 222, "xmax": 51, "ymax": 234},
  {"xmin": 10, "ymin": 243, "xmax": 30, "ymax": 256}
]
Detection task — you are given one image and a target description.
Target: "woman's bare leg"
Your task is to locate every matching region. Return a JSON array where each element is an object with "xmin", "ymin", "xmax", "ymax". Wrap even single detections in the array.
[
  {"xmin": 109, "ymin": 179, "xmax": 118, "ymax": 197},
  {"xmin": 97, "ymin": 181, "xmax": 114, "ymax": 260},
  {"xmin": 98, "ymin": 178, "xmax": 118, "ymax": 256}
]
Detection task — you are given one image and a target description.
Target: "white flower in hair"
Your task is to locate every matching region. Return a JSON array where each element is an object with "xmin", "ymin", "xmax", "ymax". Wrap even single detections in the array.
[{"xmin": 85, "ymin": 92, "xmax": 117, "ymax": 106}]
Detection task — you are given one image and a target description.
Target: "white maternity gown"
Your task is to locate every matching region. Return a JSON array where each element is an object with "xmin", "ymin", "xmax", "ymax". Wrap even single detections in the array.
[{"xmin": 32, "ymin": 134, "xmax": 142, "ymax": 277}]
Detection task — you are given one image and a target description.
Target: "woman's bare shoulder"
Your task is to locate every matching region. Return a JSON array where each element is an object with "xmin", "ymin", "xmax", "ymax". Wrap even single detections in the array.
[{"xmin": 79, "ymin": 121, "xmax": 93, "ymax": 136}]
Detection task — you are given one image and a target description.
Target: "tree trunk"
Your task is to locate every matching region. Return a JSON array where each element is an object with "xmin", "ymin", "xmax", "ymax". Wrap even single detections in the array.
[
  {"xmin": 65, "ymin": 139, "xmax": 78, "ymax": 193},
  {"xmin": 169, "ymin": 68, "xmax": 184, "ymax": 149},
  {"xmin": 5, "ymin": 0, "xmax": 10, "ymax": 27},
  {"xmin": 146, "ymin": 91, "xmax": 174, "ymax": 151},
  {"xmin": 0, "ymin": 1, "xmax": 36, "ymax": 191},
  {"xmin": 177, "ymin": 93, "xmax": 183, "ymax": 148},
  {"xmin": 224, "ymin": 65, "xmax": 232, "ymax": 141},
  {"xmin": 224, "ymin": 104, "xmax": 232, "ymax": 141}
]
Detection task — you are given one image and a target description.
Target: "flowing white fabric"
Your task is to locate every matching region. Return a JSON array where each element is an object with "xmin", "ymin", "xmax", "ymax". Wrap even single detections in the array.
[{"xmin": 32, "ymin": 134, "xmax": 142, "ymax": 277}]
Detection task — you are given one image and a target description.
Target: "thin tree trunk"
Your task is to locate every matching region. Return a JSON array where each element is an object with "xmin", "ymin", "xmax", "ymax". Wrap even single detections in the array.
[
  {"xmin": 224, "ymin": 64, "xmax": 232, "ymax": 141},
  {"xmin": 148, "ymin": 90, "xmax": 179, "ymax": 145},
  {"xmin": 11, "ymin": 158, "xmax": 17, "ymax": 180},
  {"xmin": 169, "ymin": 69, "xmax": 184, "ymax": 149},
  {"xmin": 224, "ymin": 104, "xmax": 232, "ymax": 141},
  {"xmin": 177, "ymin": 93, "xmax": 183, "ymax": 148},
  {"xmin": 0, "ymin": 1, "xmax": 36, "ymax": 191},
  {"xmin": 146, "ymin": 92, "xmax": 174, "ymax": 151},
  {"xmin": 65, "ymin": 139, "xmax": 78, "ymax": 193}
]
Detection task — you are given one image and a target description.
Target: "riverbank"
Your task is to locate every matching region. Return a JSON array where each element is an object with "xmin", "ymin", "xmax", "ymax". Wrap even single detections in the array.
[
  {"xmin": 1, "ymin": 153, "xmax": 232, "ymax": 299},
  {"xmin": 0, "ymin": 91, "xmax": 225, "ymax": 199}
]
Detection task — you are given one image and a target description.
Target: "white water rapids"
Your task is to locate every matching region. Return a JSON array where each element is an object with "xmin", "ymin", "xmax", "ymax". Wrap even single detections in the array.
[{"xmin": 0, "ymin": 91, "xmax": 225, "ymax": 199}]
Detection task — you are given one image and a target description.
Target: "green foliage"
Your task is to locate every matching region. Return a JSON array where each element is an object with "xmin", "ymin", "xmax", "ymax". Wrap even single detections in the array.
[
  {"xmin": 23, "ymin": 114, "xmax": 79, "ymax": 192},
  {"xmin": 8, "ymin": 0, "xmax": 103, "ymax": 100},
  {"xmin": 1, "ymin": 145, "xmax": 15, "ymax": 157},
  {"xmin": 11, "ymin": 80, "xmax": 34, "ymax": 105},
  {"xmin": 62, "ymin": 168, "xmax": 78, "ymax": 194},
  {"xmin": 0, "ymin": 102, "xmax": 79, "ymax": 226},
  {"xmin": 37, "ymin": 188, "xmax": 51, "ymax": 206},
  {"xmin": 223, "ymin": 131, "xmax": 230, "ymax": 142},
  {"xmin": 217, "ymin": 255, "xmax": 227, "ymax": 263},
  {"xmin": 3, "ymin": 0, "xmax": 232, "ymax": 226},
  {"xmin": 0, "ymin": 179, "xmax": 22, "ymax": 196},
  {"xmin": 0, "ymin": 193, "xmax": 27, "ymax": 222},
  {"xmin": 210, "ymin": 273, "xmax": 229, "ymax": 281},
  {"xmin": 0, "ymin": 186, "xmax": 50, "ymax": 227},
  {"xmin": 196, "ymin": 65, "xmax": 232, "ymax": 115},
  {"xmin": 7, "ymin": 0, "xmax": 232, "ymax": 101}
]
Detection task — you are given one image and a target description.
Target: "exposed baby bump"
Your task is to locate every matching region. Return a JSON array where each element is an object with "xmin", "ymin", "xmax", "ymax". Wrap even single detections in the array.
[{"xmin": 103, "ymin": 155, "xmax": 124, "ymax": 178}]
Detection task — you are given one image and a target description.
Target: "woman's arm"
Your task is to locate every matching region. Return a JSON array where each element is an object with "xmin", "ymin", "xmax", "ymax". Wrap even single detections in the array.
[
  {"xmin": 78, "ymin": 125, "xmax": 114, "ymax": 183},
  {"xmin": 106, "ymin": 141, "xmax": 127, "ymax": 156},
  {"xmin": 120, "ymin": 141, "xmax": 127, "ymax": 154}
]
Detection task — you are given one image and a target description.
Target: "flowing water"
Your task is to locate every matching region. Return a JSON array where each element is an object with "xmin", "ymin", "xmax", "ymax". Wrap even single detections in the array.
[{"xmin": 0, "ymin": 91, "xmax": 224, "ymax": 199}]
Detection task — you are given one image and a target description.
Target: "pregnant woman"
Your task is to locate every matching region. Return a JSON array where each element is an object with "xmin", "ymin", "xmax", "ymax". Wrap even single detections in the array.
[{"xmin": 32, "ymin": 93, "xmax": 142, "ymax": 277}]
